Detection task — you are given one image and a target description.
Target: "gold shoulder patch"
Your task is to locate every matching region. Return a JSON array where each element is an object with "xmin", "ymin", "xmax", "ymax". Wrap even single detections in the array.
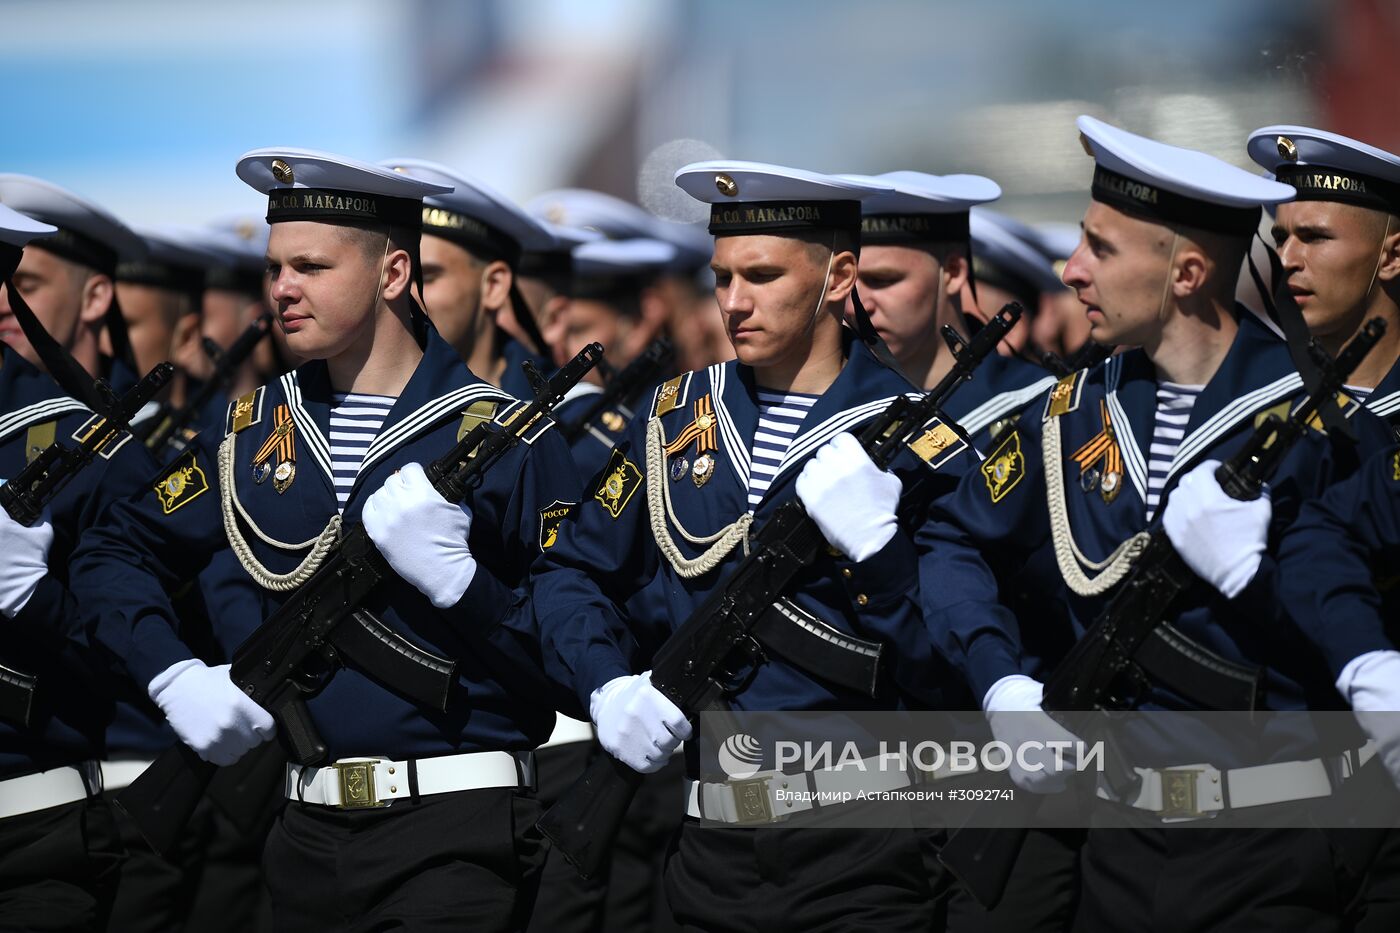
[
  {"xmin": 227, "ymin": 386, "xmax": 265, "ymax": 436},
  {"xmin": 1391, "ymin": 449, "xmax": 1399, "ymax": 482},
  {"xmin": 25, "ymin": 421, "xmax": 55, "ymax": 465},
  {"xmin": 907, "ymin": 418, "xmax": 968, "ymax": 471},
  {"xmin": 593, "ymin": 449, "xmax": 643, "ymax": 519},
  {"xmin": 1043, "ymin": 371, "xmax": 1084, "ymax": 420},
  {"xmin": 1255, "ymin": 393, "xmax": 1359, "ymax": 436},
  {"xmin": 651, "ymin": 372, "xmax": 693, "ymax": 419},
  {"xmin": 153, "ymin": 451, "xmax": 210, "ymax": 515},
  {"xmin": 457, "ymin": 399, "xmax": 500, "ymax": 442},
  {"xmin": 71, "ymin": 413, "xmax": 133, "ymax": 459},
  {"xmin": 981, "ymin": 430, "xmax": 1026, "ymax": 503},
  {"xmin": 538, "ymin": 499, "xmax": 578, "ymax": 550}
]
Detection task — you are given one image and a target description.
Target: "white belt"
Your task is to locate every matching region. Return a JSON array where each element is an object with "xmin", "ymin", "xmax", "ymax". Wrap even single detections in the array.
[
  {"xmin": 539, "ymin": 716, "xmax": 595, "ymax": 749},
  {"xmin": 684, "ymin": 754, "xmax": 977, "ymax": 825},
  {"xmin": 286, "ymin": 751, "xmax": 535, "ymax": 809},
  {"xmin": 1099, "ymin": 743, "xmax": 1377, "ymax": 822},
  {"xmin": 0, "ymin": 762, "xmax": 102, "ymax": 820},
  {"xmin": 100, "ymin": 759, "xmax": 155, "ymax": 792}
]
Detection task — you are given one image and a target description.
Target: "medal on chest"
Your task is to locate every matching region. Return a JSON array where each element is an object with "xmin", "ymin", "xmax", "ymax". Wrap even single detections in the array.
[
  {"xmin": 664, "ymin": 394, "xmax": 720, "ymax": 489},
  {"xmin": 251, "ymin": 404, "xmax": 298, "ymax": 494},
  {"xmin": 1070, "ymin": 399, "xmax": 1123, "ymax": 504}
]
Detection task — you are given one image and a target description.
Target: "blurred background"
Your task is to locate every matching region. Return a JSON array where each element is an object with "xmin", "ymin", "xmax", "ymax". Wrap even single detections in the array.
[{"xmin": 2, "ymin": 0, "xmax": 1395, "ymax": 229}]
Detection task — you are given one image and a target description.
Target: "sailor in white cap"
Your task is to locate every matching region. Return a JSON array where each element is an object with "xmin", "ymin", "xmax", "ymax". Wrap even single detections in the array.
[
  {"xmin": 0, "ymin": 201, "xmax": 170, "ymax": 932},
  {"xmin": 923, "ymin": 114, "xmax": 1382, "ymax": 932},
  {"xmin": 0, "ymin": 175, "xmax": 146, "ymax": 385},
  {"xmin": 967, "ymin": 207, "xmax": 1065, "ymax": 361},
  {"xmin": 531, "ymin": 161, "xmax": 967, "ymax": 930},
  {"xmin": 72, "ymin": 148, "xmax": 624, "ymax": 930},
  {"xmin": 381, "ymin": 158, "xmax": 557, "ymax": 401},
  {"xmin": 1249, "ymin": 125, "xmax": 1400, "ymax": 436}
]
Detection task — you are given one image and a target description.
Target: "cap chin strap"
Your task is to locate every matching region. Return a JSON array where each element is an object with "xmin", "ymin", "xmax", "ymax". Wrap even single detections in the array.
[
  {"xmin": 803, "ymin": 238, "xmax": 838, "ymax": 336},
  {"xmin": 1246, "ymin": 232, "xmax": 1353, "ymax": 438},
  {"xmin": 1, "ymin": 246, "xmax": 108, "ymax": 410},
  {"xmin": 507, "ymin": 280, "xmax": 550, "ymax": 360},
  {"xmin": 1155, "ymin": 233, "xmax": 1181, "ymax": 323},
  {"xmin": 1362, "ymin": 214, "xmax": 1394, "ymax": 304}
]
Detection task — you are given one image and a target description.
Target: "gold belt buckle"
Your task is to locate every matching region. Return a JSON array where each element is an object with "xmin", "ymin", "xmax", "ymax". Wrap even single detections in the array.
[
  {"xmin": 730, "ymin": 777, "xmax": 773, "ymax": 824},
  {"xmin": 1157, "ymin": 768, "xmax": 1203, "ymax": 819},
  {"xmin": 333, "ymin": 759, "xmax": 386, "ymax": 809}
]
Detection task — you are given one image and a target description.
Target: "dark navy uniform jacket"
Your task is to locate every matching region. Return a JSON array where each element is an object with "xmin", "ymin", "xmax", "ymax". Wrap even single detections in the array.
[
  {"xmin": 1361, "ymin": 356, "xmax": 1400, "ymax": 444},
  {"xmin": 0, "ymin": 347, "xmax": 158, "ymax": 778},
  {"xmin": 530, "ymin": 334, "xmax": 969, "ymax": 722},
  {"xmin": 1276, "ymin": 443, "xmax": 1400, "ymax": 682},
  {"xmin": 918, "ymin": 312, "xmax": 1358, "ymax": 760},
  {"xmin": 71, "ymin": 330, "xmax": 626, "ymax": 761},
  {"xmin": 552, "ymin": 382, "xmax": 632, "ymax": 483},
  {"xmin": 943, "ymin": 353, "xmax": 1059, "ymax": 453},
  {"xmin": 500, "ymin": 334, "xmax": 553, "ymax": 402}
]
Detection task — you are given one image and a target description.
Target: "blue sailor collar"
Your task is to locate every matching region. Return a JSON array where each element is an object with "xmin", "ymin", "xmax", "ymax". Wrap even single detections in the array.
[
  {"xmin": 949, "ymin": 353, "xmax": 1058, "ymax": 439},
  {"xmin": 0, "ymin": 345, "xmax": 91, "ymax": 445},
  {"xmin": 1104, "ymin": 309, "xmax": 1301, "ymax": 505},
  {"xmin": 277, "ymin": 327, "xmax": 508, "ymax": 495},
  {"xmin": 706, "ymin": 331, "xmax": 918, "ymax": 502},
  {"xmin": 1366, "ymin": 355, "xmax": 1400, "ymax": 423}
]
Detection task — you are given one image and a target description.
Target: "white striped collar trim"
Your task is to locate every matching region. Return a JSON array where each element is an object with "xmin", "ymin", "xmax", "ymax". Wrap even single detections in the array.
[
  {"xmin": 709, "ymin": 363, "xmax": 751, "ymax": 488},
  {"xmin": 561, "ymin": 381, "xmax": 604, "ymax": 404},
  {"xmin": 1366, "ymin": 389, "xmax": 1400, "ymax": 419},
  {"xmin": 1104, "ymin": 355, "xmax": 1149, "ymax": 505},
  {"xmin": 280, "ymin": 372, "xmax": 335, "ymax": 486},
  {"xmin": 1168, "ymin": 372, "xmax": 1302, "ymax": 479},
  {"xmin": 0, "ymin": 397, "xmax": 91, "ymax": 446},
  {"xmin": 959, "ymin": 375, "xmax": 1058, "ymax": 438},
  {"xmin": 359, "ymin": 383, "xmax": 512, "ymax": 480}
]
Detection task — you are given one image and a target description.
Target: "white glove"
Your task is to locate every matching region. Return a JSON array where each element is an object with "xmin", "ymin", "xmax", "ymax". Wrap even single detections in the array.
[
  {"xmin": 1162, "ymin": 459, "xmax": 1271, "ymax": 599},
  {"xmin": 590, "ymin": 672, "xmax": 692, "ymax": 774},
  {"xmin": 362, "ymin": 462, "xmax": 476, "ymax": 609},
  {"xmin": 796, "ymin": 432, "xmax": 901, "ymax": 562},
  {"xmin": 148, "ymin": 659, "xmax": 276, "ymax": 766},
  {"xmin": 1338, "ymin": 651, "xmax": 1400, "ymax": 792},
  {"xmin": 984, "ymin": 674, "xmax": 1084, "ymax": 793},
  {"xmin": 0, "ymin": 484, "xmax": 53, "ymax": 617}
]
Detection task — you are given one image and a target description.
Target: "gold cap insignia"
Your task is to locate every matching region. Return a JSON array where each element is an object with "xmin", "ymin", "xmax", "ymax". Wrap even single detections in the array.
[
  {"xmin": 715, "ymin": 174, "xmax": 739, "ymax": 197},
  {"xmin": 1276, "ymin": 136, "xmax": 1299, "ymax": 162},
  {"xmin": 547, "ymin": 204, "xmax": 566, "ymax": 224},
  {"xmin": 271, "ymin": 159, "xmax": 294, "ymax": 185}
]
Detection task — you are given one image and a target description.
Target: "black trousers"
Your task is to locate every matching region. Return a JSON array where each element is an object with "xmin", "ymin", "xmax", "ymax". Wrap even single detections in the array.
[
  {"xmin": 663, "ymin": 820, "xmax": 941, "ymax": 933},
  {"xmin": 1074, "ymin": 822, "xmax": 1364, "ymax": 933},
  {"xmin": 0, "ymin": 799, "xmax": 122, "ymax": 933},
  {"xmin": 103, "ymin": 788, "xmax": 211, "ymax": 933},
  {"xmin": 525, "ymin": 741, "xmax": 608, "ymax": 933},
  {"xmin": 603, "ymin": 754, "xmax": 686, "ymax": 933},
  {"xmin": 263, "ymin": 787, "xmax": 546, "ymax": 933},
  {"xmin": 184, "ymin": 798, "xmax": 275, "ymax": 933},
  {"xmin": 945, "ymin": 828, "xmax": 1082, "ymax": 933}
]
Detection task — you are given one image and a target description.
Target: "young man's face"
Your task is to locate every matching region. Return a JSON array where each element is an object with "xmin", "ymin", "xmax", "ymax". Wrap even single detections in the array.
[
  {"xmin": 711, "ymin": 234, "xmax": 833, "ymax": 368},
  {"xmin": 418, "ymin": 233, "xmax": 485, "ymax": 353},
  {"xmin": 265, "ymin": 221, "xmax": 385, "ymax": 360},
  {"xmin": 1271, "ymin": 200, "xmax": 1393, "ymax": 344},
  {"xmin": 1061, "ymin": 201, "xmax": 1177, "ymax": 348},
  {"xmin": 855, "ymin": 244, "xmax": 944, "ymax": 363},
  {"xmin": 559, "ymin": 298, "xmax": 632, "ymax": 378},
  {"xmin": 0, "ymin": 247, "xmax": 89, "ymax": 367},
  {"xmin": 116, "ymin": 282, "xmax": 183, "ymax": 377}
]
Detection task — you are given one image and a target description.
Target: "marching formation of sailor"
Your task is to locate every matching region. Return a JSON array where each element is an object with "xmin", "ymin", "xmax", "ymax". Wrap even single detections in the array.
[{"xmin": 1, "ymin": 110, "xmax": 1398, "ymax": 933}]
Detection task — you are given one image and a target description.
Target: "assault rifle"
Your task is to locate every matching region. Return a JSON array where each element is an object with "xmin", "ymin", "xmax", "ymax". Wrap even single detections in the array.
[
  {"xmin": 141, "ymin": 313, "xmax": 272, "ymax": 452},
  {"xmin": 116, "ymin": 343, "xmax": 605, "ymax": 856},
  {"xmin": 0, "ymin": 362, "xmax": 174, "ymax": 727},
  {"xmin": 537, "ymin": 305, "xmax": 1025, "ymax": 880},
  {"xmin": 939, "ymin": 318, "xmax": 1387, "ymax": 908},
  {"xmin": 560, "ymin": 337, "xmax": 674, "ymax": 443}
]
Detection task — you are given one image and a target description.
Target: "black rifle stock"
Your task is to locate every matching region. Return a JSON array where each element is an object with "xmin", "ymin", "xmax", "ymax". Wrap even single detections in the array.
[
  {"xmin": 938, "ymin": 319, "xmax": 1387, "ymax": 908},
  {"xmin": 116, "ymin": 343, "xmax": 605, "ymax": 856},
  {"xmin": 537, "ymin": 305, "xmax": 1026, "ymax": 880},
  {"xmin": 0, "ymin": 362, "xmax": 174, "ymax": 728},
  {"xmin": 142, "ymin": 313, "xmax": 272, "ymax": 452},
  {"xmin": 560, "ymin": 338, "xmax": 674, "ymax": 443}
]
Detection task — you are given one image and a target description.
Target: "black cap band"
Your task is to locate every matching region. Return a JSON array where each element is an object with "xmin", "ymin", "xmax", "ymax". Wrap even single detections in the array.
[
  {"xmin": 1274, "ymin": 165, "xmax": 1400, "ymax": 215},
  {"xmin": 861, "ymin": 212, "xmax": 970, "ymax": 245},
  {"xmin": 31, "ymin": 227, "xmax": 119, "ymax": 275},
  {"xmin": 1091, "ymin": 166, "xmax": 1261, "ymax": 236},
  {"xmin": 420, "ymin": 206, "xmax": 523, "ymax": 267},
  {"xmin": 708, "ymin": 200, "xmax": 862, "ymax": 237},
  {"xmin": 117, "ymin": 259, "xmax": 207, "ymax": 297},
  {"xmin": 265, "ymin": 187, "xmax": 423, "ymax": 229},
  {"xmin": 971, "ymin": 256, "xmax": 1040, "ymax": 310}
]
